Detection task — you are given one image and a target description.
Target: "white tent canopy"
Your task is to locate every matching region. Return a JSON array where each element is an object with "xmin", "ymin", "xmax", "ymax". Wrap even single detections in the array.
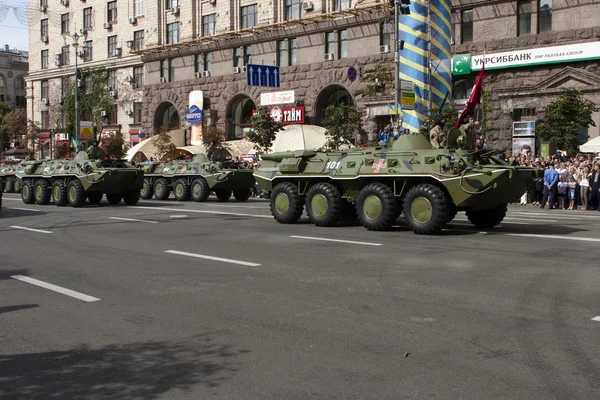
[
  {"xmin": 579, "ymin": 136, "xmax": 600, "ymax": 153},
  {"xmin": 270, "ymin": 124, "xmax": 328, "ymax": 153},
  {"xmin": 125, "ymin": 130, "xmax": 186, "ymax": 161}
]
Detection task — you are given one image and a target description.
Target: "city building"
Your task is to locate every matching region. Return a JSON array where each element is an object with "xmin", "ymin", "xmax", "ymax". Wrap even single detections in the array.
[{"xmin": 0, "ymin": 44, "xmax": 28, "ymax": 109}]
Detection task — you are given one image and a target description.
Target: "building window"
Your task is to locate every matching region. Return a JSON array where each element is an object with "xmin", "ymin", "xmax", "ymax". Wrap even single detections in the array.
[
  {"xmin": 517, "ymin": 1, "xmax": 532, "ymax": 36},
  {"xmin": 277, "ymin": 39, "xmax": 297, "ymax": 67},
  {"xmin": 380, "ymin": 23, "xmax": 391, "ymax": 47},
  {"xmin": 108, "ymin": 36, "xmax": 117, "ymax": 57},
  {"xmin": 134, "ymin": 0, "xmax": 143, "ymax": 16},
  {"xmin": 284, "ymin": 0, "xmax": 301, "ymax": 20},
  {"xmin": 84, "ymin": 75, "xmax": 93, "ymax": 92},
  {"xmin": 133, "ymin": 30, "xmax": 144, "ymax": 50},
  {"xmin": 61, "ymin": 46, "xmax": 70, "ymax": 65},
  {"xmin": 15, "ymin": 76, "xmax": 26, "ymax": 107},
  {"xmin": 538, "ymin": 0, "xmax": 552, "ymax": 33},
  {"xmin": 108, "ymin": 106, "xmax": 118, "ymax": 125},
  {"xmin": 41, "ymin": 19, "xmax": 48, "ymax": 39},
  {"xmin": 133, "ymin": 66, "xmax": 144, "ymax": 85},
  {"xmin": 169, "ymin": 59, "xmax": 175, "ymax": 81},
  {"xmin": 83, "ymin": 7, "xmax": 93, "ymax": 30},
  {"xmin": 334, "ymin": 0, "xmax": 352, "ymax": 10},
  {"xmin": 233, "ymin": 47, "xmax": 242, "ymax": 68},
  {"xmin": 195, "ymin": 54, "xmax": 209, "ymax": 73},
  {"xmin": 202, "ymin": 14, "xmax": 216, "ymax": 36},
  {"xmin": 41, "ymin": 80, "xmax": 49, "ymax": 99},
  {"xmin": 161, "ymin": 59, "xmax": 175, "ymax": 82},
  {"xmin": 167, "ymin": 22, "xmax": 180, "ymax": 44},
  {"xmin": 241, "ymin": 4, "xmax": 257, "ymax": 29},
  {"xmin": 133, "ymin": 102, "xmax": 143, "ymax": 123},
  {"xmin": 166, "ymin": 0, "xmax": 178, "ymax": 8},
  {"xmin": 61, "ymin": 77, "xmax": 70, "ymax": 98},
  {"xmin": 107, "ymin": 70, "xmax": 116, "ymax": 91},
  {"xmin": 107, "ymin": 1, "xmax": 117, "ymax": 23},
  {"xmin": 83, "ymin": 40, "xmax": 93, "ymax": 61},
  {"xmin": 325, "ymin": 31, "xmax": 335, "ymax": 55},
  {"xmin": 41, "ymin": 50, "xmax": 48, "ymax": 69},
  {"xmin": 61, "ymin": 13, "xmax": 69, "ymax": 34},
  {"xmin": 338, "ymin": 30, "xmax": 348, "ymax": 59},
  {"xmin": 0, "ymin": 77, "xmax": 4, "ymax": 102},
  {"xmin": 41, "ymin": 111, "xmax": 49, "ymax": 129},
  {"xmin": 461, "ymin": 9, "xmax": 473, "ymax": 43},
  {"xmin": 451, "ymin": 13, "xmax": 456, "ymax": 44}
]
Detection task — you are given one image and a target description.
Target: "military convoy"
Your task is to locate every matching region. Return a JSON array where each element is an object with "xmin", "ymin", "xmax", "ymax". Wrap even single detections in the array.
[
  {"xmin": 136, "ymin": 153, "xmax": 256, "ymax": 202},
  {"xmin": 253, "ymin": 129, "xmax": 537, "ymax": 235},
  {"xmin": 14, "ymin": 151, "xmax": 144, "ymax": 207},
  {"xmin": 1, "ymin": 162, "xmax": 22, "ymax": 193}
]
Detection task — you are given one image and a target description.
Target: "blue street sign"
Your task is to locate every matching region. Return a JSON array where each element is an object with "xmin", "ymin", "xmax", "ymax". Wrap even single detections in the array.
[
  {"xmin": 246, "ymin": 64, "xmax": 280, "ymax": 88},
  {"xmin": 185, "ymin": 105, "xmax": 203, "ymax": 123}
]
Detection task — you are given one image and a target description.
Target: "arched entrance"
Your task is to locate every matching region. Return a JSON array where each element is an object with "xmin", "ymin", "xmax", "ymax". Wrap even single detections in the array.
[
  {"xmin": 153, "ymin": 101, "xmax": 180, "ymax": 132},
  {"xmin": 227, "ymin": 94, "xmax": 256, "ymax": 140},
  {"xmin": 315, "ymin": 84, "xmax": 355, "ymax": 124}
]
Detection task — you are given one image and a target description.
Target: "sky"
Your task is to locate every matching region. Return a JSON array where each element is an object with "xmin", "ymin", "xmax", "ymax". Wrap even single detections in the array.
[{"xmin": 0, "ymin": 1, "xmax": 30, "ymax": 51}]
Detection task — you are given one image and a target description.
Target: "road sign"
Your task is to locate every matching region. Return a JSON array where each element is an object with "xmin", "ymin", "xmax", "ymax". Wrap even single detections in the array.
[
  {"xmin": 347, "ymin": 66, "xmax": 357, "ymax": 82},
  {"xmin": 400, "ymin": 80, "xmax": 414, "ymax": 90},
  {"xmin": 246, "ymin": 64, "xmax": 280, "ymax": 88},
  {"xmin": 185, "ymin": 105, "xmax": 203, "ymax": 123},
  {"xmin": 400, "ymin": 91, "xmax": 415, "ymax": 110}
]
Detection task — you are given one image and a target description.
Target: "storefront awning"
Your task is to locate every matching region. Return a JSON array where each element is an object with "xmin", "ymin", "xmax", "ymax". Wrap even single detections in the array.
[{"xmin": 39, "ymin": 140, "xmax": 49, "ymax": 145}]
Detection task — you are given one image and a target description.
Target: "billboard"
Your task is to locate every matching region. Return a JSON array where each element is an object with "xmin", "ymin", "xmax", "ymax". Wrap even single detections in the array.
[{"xmin": 189, "ymin": 91, "xmax": 204, "ymax": 145}]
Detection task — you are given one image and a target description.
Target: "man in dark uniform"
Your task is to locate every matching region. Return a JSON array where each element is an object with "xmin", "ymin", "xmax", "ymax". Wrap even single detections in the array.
[{"xmin": 87, "ymin": 140, "xmax": 106, "ymax": 159}]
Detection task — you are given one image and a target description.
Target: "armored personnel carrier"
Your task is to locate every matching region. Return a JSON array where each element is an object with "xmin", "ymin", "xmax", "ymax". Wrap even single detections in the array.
[
  {"xmin": 14, "ymin": 151, "xmax": 144, "ymax": 207},
  {"xmin": 137, "ymin": 153, "xmax": 255, "ymax": 202},
  {"xmin": 253, "ymin": 129, "xmax": 537, "ymax": 235},
  {"xmin": 1, "ymin": 162, "xmax": 22, "ymax": 193}
]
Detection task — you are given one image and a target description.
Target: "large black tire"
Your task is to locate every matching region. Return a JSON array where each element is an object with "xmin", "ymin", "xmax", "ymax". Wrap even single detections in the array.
[
  {"xmin": 123, "ymin": 190, "xmax": 141, "ymax": 206},
  {"xmin": 67, "ymin": 180, "xmax": 86, "ymax": 208},
  {"xmin": 173, "ymin": 178, "xmax": 191, "ymax": 201},
  {"xmin": 233, "ymin": 188, "xmax": 252, "ymax": 202},
  {"xmin": 466, "ymin": 203, "xmax": 508, "ymax": 229},
  {"xmin": 87, "ymin": 191, "xmax": 103, "ymax": 204},
  {"xmin": 305, "ymin": 182, "xmax": 343, "ymax": 227},
  {"xmin": 191, "ymin": 177, "xmax": 210, "ymax": 202},
  {"xmin": 14, "ymin": 179, "xmax": 21, "ymax": 193},
  {"xmin": 34, "ymin": 179, "xmax": 51, "ymax": 205},
  {"xmin": 52, "ymin": 180, "xmax": 68, "ymax": 206},
  {"xmin": 140, "ymin": 178, "xmax": 153, "ymax": 199},
  {"xmin": 21, "ymin": 179, "xmax": 35, "ymax": 204},
  {"xmin": 356, "ymin": 183, "xmax": 398, "ymax": 231},
  {"xmin": 215, "ymin": 189, "xmax": 232, "ymax": 201},
  {"xmin": 4, "ymin": 176, "xmax": 14, "ymax": 193},
  {"xmin": 153, "ymin": 177, "xmax": 170, "ymax": 200},
  {"xmin": 402, "ymin": 183, "xmax": 450, "ymax": 235},
  {"xmin": 106, "ymin": 194, "xmax": 122, "ymax": 205},
  {"xmin": 447, "ymin": 204, "xmax": 458, "ymax": 223},
  {"xmin": 270, "ymin": 181, "xmax": 304, "ymax": 224}
]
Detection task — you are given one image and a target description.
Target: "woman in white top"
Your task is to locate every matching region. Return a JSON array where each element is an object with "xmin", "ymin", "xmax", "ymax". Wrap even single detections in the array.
[{"xmin": 579, "ymin": 165, "xmax": 591, "ymax": 210}]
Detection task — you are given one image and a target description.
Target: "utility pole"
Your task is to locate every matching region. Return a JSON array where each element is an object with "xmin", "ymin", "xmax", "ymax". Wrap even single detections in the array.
[{"xmin": 72, "ymin": 32, "xmax": 80, "ymax": 152}]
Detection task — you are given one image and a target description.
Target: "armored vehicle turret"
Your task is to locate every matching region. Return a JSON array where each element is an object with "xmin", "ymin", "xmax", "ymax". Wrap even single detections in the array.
[
  {"xmin": 14, "ymin": 151, "xmax": 144, "ymax": 207},
  {"xmin": 253, "ymin": 129, "xmax": 537, "ymax": 235},
  {"xmin": 136, "ymin": 153, "xmax": 256, "ymax": 202},
  {"xmin": 1, "ymin": 162, "xmax": 22, "ymax": 193}
]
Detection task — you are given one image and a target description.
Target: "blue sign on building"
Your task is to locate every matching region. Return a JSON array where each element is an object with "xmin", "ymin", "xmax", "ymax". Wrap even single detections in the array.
[
  {"xmin": 246, "ymin": 64, "xmax": 280, "ymax": 88},
  {"xmin": 185, "ymin": 105, "xmax": 203, "ymax": 123}
]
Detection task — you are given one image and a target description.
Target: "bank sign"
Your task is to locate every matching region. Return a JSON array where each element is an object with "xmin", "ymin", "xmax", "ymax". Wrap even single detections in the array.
[{"xmin": 452, "ymin": 41, "xmax": 600, "ymax": 75}]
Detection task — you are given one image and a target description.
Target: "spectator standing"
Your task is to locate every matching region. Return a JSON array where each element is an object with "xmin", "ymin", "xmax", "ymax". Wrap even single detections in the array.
[
  {"xmin": 557, "ymin": 176, "xmax": 568, "ymax": 209},
  {"xmin": 568, "ymin": 173, "xmax": 577, "ymax": 210},
  {"xmin": 590, "ymin": 163, "xmax": 600, "ymax": 211},
  {"xmin": 540, "ymin": 162, "xmax": 558, "ymax": 209},
  {"xmin": 579, "ymin": 165, "xmax": 591, "ymax": 210}
]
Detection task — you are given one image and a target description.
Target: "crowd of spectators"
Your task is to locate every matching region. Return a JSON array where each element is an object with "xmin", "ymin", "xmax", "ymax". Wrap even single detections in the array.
[{"xmin": 507, "ymin": 151, "xmax": 600, "ymax": 211}]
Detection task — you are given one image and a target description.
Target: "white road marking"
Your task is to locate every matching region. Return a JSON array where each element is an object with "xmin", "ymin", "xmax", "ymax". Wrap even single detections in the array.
[
  {"xmin": 10, "ymin": 225, "xmax": 53, "ymax": 234},
  {"xmin": 109, "ymin": 216, "xmax": 158, "ymax": 224},
  {"xmin": 290, "ymin": 235, "xmax": 383, "ymax": 246},
  {"xmin": 11, "ymin": 275, "xmax": 100, "ymax": 302},
  {"xmin": 451, "ymin": 219, "xmax": 530, "ymax": 225},
  {"xmin": 501, "ymin": 233, "xmax": 600, "ymax": 243},
  {"xmin": 6, "ymin": 207, "xmax": 45, "ymax": 212},
  {"xmin": 132, "ymin": 206, "xmax": 272, "ymax": 218},
  {"xmin": 503, "ymin": 217, "xmax": 558, "ymax": 223},
  {"xmin": 200, "ymin": 204, "xmax": 268, "ymax": 209},
  {"xmin": 510, "ymin": 211, "xmax": 593, "ymax": 220},
  {"xmin": 2, "ymin": 198, "xmax": 23, "ymax": 201},
  {"xmin": 592, "ymin": 316, "xmax": 600, "ymax": 322},
  {"xmin": 169, "ymin": 215, "xmax": 188, "ymax": 218},
  {"xmin": 165, "ymin": 250, "xmax": 261, "ymax": 266}
]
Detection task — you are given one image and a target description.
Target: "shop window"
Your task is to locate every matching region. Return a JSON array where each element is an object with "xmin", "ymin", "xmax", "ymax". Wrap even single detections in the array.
[
  {"xmin": 461, "ymin": 9, "xmax": 473, "ymax": 43},
  {"xmin": 517, "ymin": 1, "xmax": 532, "ymax": 36},
  {"xmin": 538, "ymin": 0, "xmax": 552, "ymax": 33}
]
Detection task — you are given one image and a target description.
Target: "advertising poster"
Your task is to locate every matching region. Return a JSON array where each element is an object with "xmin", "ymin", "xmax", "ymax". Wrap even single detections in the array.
[{"xmin": 189, "ymin": 91, "xmax": 204, "ymax": 145}]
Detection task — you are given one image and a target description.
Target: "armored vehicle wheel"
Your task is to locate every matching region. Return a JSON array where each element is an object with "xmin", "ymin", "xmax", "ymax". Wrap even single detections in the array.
[
  {"xmin": 4, "ymin": 176, "xmax": 14, "ymax": 193},
  {"xmin": 21, "ymin": 179, "xmax": 35, "ymax": 204},
  {"xmin": 173, "ymin": 178, "xmax": 191, "ymax": 201},
  {"xmin": 466, "ymin": 203, "xmax": 507, "ymax": 229},
  {"xmin": 52, "ymin": 180, "xmax": 68, "ymax": 206},
  {"xmin": 87, "ymin": 191, "xmax": 103, "ymax": 204},
  {"xmin": 123, "ymin": 190, "xmax": 141, "ymax": 205},
  {"xmin": 215, "ymin": 189, "xmax": 232, "ymax": 201},
  {"xmin": 305, "ymin": 182, "xmax": 343, "ymax": 227},
  {"xmin": 34, "ymin": 179, "xmax": 51, "ymax": 205},
  {"xmin": 140, "ymin": 178, "xmax": 153, "ymax": 199},
  {"xmin": 233, "ymin": 188, "xmax": 252, "ymax": 202},
  {"xmin": 67, "ymin": 180, "xmax": 86, "ymax": 208},
  {"xmin": 14, "ymin": 179, "xmax": 21, "ymax": 193},
  {"xmin": 106, "ymin": 194, "xmax": 122, "ymax": 205},
  {"xmin": 357, "ymin": 183, "xmax": 398, "ymax": 231},
  {"xmin": 153, "ymin": 178, "xmax": 170, "ymax": 200},
  {"xmin": 270, "ymin": 181, "xmax": 304, "ymax": 224},
  {"xmin": 191, "ymin": 177, "xmax": 210, "ymax": 202},
  {"xmin": 402, "ymin": 183, "xmax": 450, "ymax": 235}
]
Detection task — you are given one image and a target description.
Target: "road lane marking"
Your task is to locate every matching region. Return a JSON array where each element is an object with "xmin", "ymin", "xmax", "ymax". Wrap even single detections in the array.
[
  {"xmin": 501, "ymin": 233, "xmax": 600, "ymax": 243},
  {"xmin": 289, "ymin": 235, "xmax": 382, "ymax": 246},
  {"xmin": 165, "ymin": 250, "xmax": 261, "ymax": 266},
  {"xmin": 503, "ymin": 217, "xmax": 558, "ymax": 223},
  {"xmin": 132, "ymin": 206, "xmax": 272, "ymax": 218},
  {"xmin": 1, "ymin": 198, "xmax": 23, "ymax": 201},
  {"xmin": 510, "ymin": 211, "xmax": 592, "ymax": 220},
  {"xmin": 450, "ymin": 219, "xmax": 530, "ymax": 225},
  {"xmin": 11, "ymin": 275, "xmax": 100, "ymax": 302},
  {"xmin": 592, "ymin": 316, "xmax": 600, "ymax": 322},
  {"xmin": 7, "ymin": 207, "xmax": 45, "ymax": 212},
  {"xmin": 109, "ymin": 216, "xmax": 158, "ymax": 224},
  {"xmin": 10, "ymin": 225, "xmax": 53, "ymax": 234},
  {"xmin": 169, "ymin": 215, "xmax": 188, "ymax": 218}
]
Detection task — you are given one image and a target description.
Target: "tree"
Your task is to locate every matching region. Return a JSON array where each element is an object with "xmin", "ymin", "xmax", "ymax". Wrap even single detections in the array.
[
  {"xmin": 354, "ymin": 60, "xmax": 394, "ymax": 98},
  {"xmin": 101, "ymin": 133, "xmax": 128, "ymax": 159},
  {"xmin": 153, "ymin": 126, "xmax": 177, "ymax": 159},
  {"xmin": 26, "ymin": 120, "xmax": 41, "ymax": 157},
  {"xmin": 54, "ymin": 142, "xmax": 71, "ymax": 159},
  {"xmin": 480, "ymin": 89, "xmax": 494, "ymax": 134},
  {"xmin": 247, "ymin": 107, "xmax": 283, "ymax": 154},
  {"xmin": 419, "ymin": 106, "xmax": 459, "ymax": 135},
  {"xmin": 201, "ymin": 125, "xmax": 227, "ymax": 149},
  {"xmin": 1, "ymin": 109, "xmax": 27, "ymax": 145},
  {"xmin": 321, "ymin": 104, "xmax": 364, "ymax": 150},
  {"xmin": 535, "ymin": 88, "xmax": 598, "ymax": 155}
]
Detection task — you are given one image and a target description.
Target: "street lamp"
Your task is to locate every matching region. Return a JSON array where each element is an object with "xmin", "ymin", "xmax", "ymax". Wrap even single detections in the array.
[{"xmin": 71, "ymin": 32, "xmax": 80, "ymax": 151}]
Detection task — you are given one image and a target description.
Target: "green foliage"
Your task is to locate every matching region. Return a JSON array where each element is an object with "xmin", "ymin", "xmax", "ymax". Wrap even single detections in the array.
[
  {"xmin": 26, "ymin": 120, "xmax": 41, "ymax": 155},
  {"xmin": 354, "ymin": 60, "xmax": 394, "ymax": 98},
  {"xmin": 54, "ymin": 142, "xmax": 72, "ymax": 159},
  {"xmin": 202, "ymin": 125, "xmax": 227, "ymax": 149},
  {"xmin": 536, "ymin": 88, "xmax": 598, "ymax": 155},
  {"xmin": 321, "ymin": 104, "xmax": 364, "ymax": 149},
  {"xmin": 1, "ymin": 109, "xmax": 27, "ymax": 145},
  {"xmin": 480, "ymin": 89, "xmax": 494, "ymax": 133},
  {"xmin": 101, "ymin": 133, "xmax": 128, "ymax": 159},
  {"xmin": 248, "ymin": 107, "xmax": 284, "ymax": 154},
  {"xmin": 419, "ymin": 106, "xmax": 459, "ymax": 135},
  {"xmin": 153, "ymin": 126, "xmax": 177, "ymax": 159}
]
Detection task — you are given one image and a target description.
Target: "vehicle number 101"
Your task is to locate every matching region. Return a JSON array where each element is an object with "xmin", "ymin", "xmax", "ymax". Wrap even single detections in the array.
[{"xmin": 326, "ymin": 161, "xmax": 340, "ymax": 170}]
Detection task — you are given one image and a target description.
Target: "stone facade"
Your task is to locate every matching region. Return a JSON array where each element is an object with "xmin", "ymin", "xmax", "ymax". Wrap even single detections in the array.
[{"xmin": 0, "ymin": 44, "xmax": 28, "ymax": 109}]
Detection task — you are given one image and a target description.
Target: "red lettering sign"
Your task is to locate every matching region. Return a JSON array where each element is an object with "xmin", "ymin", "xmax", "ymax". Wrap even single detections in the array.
[{"xmin": 252, "ymin": 106, "xmax": 305, "ymax": 124}]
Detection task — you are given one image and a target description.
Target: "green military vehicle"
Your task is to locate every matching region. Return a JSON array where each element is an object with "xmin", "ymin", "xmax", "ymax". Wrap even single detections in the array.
[
  {"xmin": 137, "ymin": 153, "xmax": 256, "ymax": 202},
  {"xmin": 14, "ymin": 151, "xmax": 144, "ymax": 207},
  {"xmin": 253, "ymin": 129, "xmax": 537, "ymax": 235},
  {"xmin": 1, "ymin": 162, "xmax": 22, "ymax": 193}
]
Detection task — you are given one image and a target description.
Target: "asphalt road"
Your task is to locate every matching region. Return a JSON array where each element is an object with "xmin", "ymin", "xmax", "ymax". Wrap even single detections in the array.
[{"xmin": 1, "ymin": 192, "xmax": 600, "ymax": 399}]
